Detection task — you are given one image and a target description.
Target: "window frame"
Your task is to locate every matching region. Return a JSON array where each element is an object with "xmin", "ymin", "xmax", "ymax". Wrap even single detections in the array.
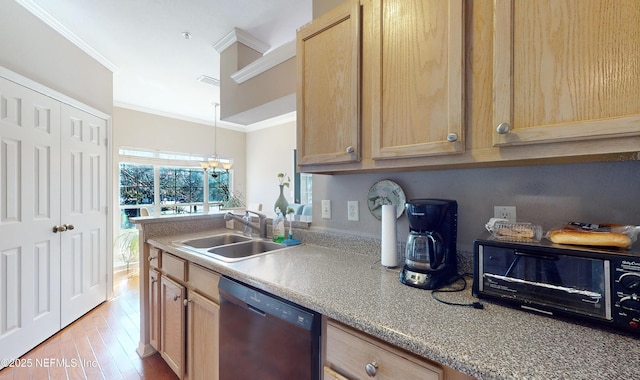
[{"xmin": 118, "ymin": 150, "xmax": 234, "ymax": 228}]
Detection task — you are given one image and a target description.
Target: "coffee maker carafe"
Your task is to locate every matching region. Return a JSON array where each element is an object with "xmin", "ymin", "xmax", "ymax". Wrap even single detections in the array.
[{"xmin": 400, "ymin": 199, "xmax": 458, "ymax": 289}]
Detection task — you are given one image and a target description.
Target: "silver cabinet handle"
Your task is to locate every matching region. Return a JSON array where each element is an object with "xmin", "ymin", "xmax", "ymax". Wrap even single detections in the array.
[
  {"xmin": 148, "ymin": 256, "xmax": 154, "ymax": 262},
  {"xmin": 365, "ymin": 361, "xmax": 378, "ymax": 377},
  {"xmin": 183, "ymin": 298, "xmax": 191, "ymax": 307},
  {"xmin": 63, "ymin": 224, "xmax": 75, "ymax": 231},
  {"xmin": 53, "ymin": 225, "xmax": 67, "ymax": 233},
  {"xmin": 496, "ymin": 122, "xmax": 511, "ymax": 134},
  {"xmin": 447, "ymin": 132, "xmax": 458, "ymax": 142},
  {"xmin": 346, "ymin": 146, "xmax": 355, "ymax": 154},
  {"xmin": 173, "ymin": 295, "xmax": 180, "ymax": 301}
]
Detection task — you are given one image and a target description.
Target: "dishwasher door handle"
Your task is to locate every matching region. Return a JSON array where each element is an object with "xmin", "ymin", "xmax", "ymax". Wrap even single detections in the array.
[{"xmin": 247, "ymin": 304, "xmax": 266, "ymax": 317}]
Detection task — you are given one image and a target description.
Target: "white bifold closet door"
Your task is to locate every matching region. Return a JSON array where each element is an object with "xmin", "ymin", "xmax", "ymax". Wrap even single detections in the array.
[
  {"xmin": 59, "ymin": 99, "xmax": 108, "ymax": 328},
  {"xmin": 0, "ymin": 76, "xmax": 108, "ymax": 364}
]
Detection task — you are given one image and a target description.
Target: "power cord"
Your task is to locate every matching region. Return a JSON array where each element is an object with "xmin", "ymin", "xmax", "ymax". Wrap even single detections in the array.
[{"xmin": 431, "ymin": 273, "xmax": 484, "ymax": 309}]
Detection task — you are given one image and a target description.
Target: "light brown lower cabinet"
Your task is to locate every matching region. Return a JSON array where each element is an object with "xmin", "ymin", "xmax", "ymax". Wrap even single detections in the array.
[
  {"xmin": 160, "ymin": 276, "xmax": 186, "ymax": 378},
  {"xmin": 324, "ymin": 319, "xmax": 475, "ymax": 380},
  {"xmin": 149, "ymin": 268, "xmax": 161, "ymax": 351},
  {"xmin": 153, "ymin": 249, "xmax": 221, "ymax": 380},
  {"xmin": 186, "ymin": 266, "xmax": 220, "ymax": 380}
]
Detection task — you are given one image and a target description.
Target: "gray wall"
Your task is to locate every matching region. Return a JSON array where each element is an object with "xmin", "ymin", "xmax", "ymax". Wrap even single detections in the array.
[{"xmin": 311, "ymin": 160, "xmax": 640, "ymax": 253}]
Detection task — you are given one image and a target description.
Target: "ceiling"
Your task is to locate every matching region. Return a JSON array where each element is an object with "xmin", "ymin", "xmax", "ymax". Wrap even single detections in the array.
[{"xmin": 22, "ymin": 0, "xmax": 311, "ymax": 127}]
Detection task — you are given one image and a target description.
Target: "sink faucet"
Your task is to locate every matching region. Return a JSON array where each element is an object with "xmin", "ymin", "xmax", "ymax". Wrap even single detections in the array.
[{"xmin": 224, "ymin": 210, "xmax": 268, "ymax": 238}]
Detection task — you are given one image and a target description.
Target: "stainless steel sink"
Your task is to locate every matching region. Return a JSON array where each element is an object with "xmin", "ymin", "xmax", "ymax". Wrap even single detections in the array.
[
  {"xmin": 207, "ymin": 240, "xmax": 285, "ymax": 261},
  {"xmin": 173, "ymin": 233, "xmax": 290, "ymax": 262},
  {"xmin": 179, "ymin": 234, "xmax": 251, "ymax": 249}
]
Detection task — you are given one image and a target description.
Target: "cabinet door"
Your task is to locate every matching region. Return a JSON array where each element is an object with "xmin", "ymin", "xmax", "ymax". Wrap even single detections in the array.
[
  {"xmin": 493, "ymin": 0, "xmax": 640, "ymax": 146},
  {"xmin": 149, "ymin": 246, "xmax": 161, "ymax": 269},
  {"xmin": 161, "ymin": 276, "xmax": 186, "ymax": 379},
  {"xmin": 149, "ymin": 269, "xmax": 161, "ymax": 351},
  {"xmin": 187, "ymin": 291, "xmax": 220, "ymax": 380},
  {"xmin": 297, "ymin": 0, "xmax": 361, "ymax": 166},
  {"xmin": 369, "ymin": 0, "xmax": 464, "ymax": 159}
]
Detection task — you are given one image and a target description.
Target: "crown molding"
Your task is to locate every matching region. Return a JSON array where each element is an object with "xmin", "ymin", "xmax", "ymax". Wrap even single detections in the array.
[
  {"xmin": 245, "ymin": 111, "xmax": 297, "ymax": 132},
  {"xmin": 16, "ymin": 0, "xmax": 119, "ymax": 73},
  {"xmin": 231, "ymin": 40, "xmax": 295, "ymax": 84},
  {"xmin": 115, "ymin": 100, "xmax": 296, "ymax": 132},
  {"xmin": 213, "ymin": 27, "xmax": 270, "ymax": 54},
  {"xmin": 114, "ymin": 102, "xmax": 247, "ymax": 132}
]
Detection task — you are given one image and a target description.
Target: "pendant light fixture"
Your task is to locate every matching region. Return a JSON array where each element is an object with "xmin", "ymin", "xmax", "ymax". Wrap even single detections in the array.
[{"xmin": 200, "ymin": 102, "xmax": 232, "ymax": 177}]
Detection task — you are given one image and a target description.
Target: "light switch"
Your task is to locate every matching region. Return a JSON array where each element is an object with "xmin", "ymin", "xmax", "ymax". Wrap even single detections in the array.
[{"xmin": 321, "ymin": 200, "xmax": 331, "ymax": 219}]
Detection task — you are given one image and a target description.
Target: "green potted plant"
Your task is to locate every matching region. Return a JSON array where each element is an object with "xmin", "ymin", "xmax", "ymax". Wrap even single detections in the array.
[
  {"xmin": 114, "ymin": 229, "xmax": 139, "ymax": 275},
  {"xmin": 218, "ymin": 182, "xmax": 246, "ymax": 209}
]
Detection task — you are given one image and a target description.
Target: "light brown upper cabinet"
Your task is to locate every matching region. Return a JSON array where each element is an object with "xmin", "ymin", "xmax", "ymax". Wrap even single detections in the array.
[
  {"xmin": 297, "ymin": 0, "xmax": 640, "ymax": 173},
  {"xmin": 296, "ymin": 0, "xmax": 361, "ymax": 166},
  {"xmin": 492, "ymin": 0, "xmax": 640, "ymax": 146},
  {"xmin": 297, "ymin": 0, "xmax": 465, "ymax": 172},
  {"xmin": 368, "ymin": 0, "xmax": 464, "ymax": 159}
]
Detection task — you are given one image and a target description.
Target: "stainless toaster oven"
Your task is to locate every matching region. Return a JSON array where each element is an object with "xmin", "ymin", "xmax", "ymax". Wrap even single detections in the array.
[{"xmin": 473, "ymin": 233, "xmax": 640, "ymax": 335}]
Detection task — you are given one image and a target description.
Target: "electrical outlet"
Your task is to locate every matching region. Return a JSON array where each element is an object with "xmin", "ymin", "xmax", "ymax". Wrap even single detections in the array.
[
  {"xmin": 347, "ymin": 201, "xmax": 359, "ymax": 221},
  {"xmin": 321, "ymin": 200, "xmax": 331, "ymax": 219},
  {"xmin": 494, "ymin": 206, "xmax": 516, "ymax": 221}
]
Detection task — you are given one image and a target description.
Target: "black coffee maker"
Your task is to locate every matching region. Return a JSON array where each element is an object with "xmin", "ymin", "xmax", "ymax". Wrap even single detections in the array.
[{"xmin": 400, "ymin": 199, "xmax": 458, "ymax": 289}]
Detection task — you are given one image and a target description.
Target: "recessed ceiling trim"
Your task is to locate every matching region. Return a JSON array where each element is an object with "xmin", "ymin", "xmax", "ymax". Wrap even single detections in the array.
[
  {"xmin": 213, "ymin": 27, "xmax": 270, "ymax": 54},
  {"xmin": 17, "ymin": 0, "xmax": 120, "ymax": 73},
  {"xmin": 231, "ymin": 40, "xmax": 295, "ymax": 84}
]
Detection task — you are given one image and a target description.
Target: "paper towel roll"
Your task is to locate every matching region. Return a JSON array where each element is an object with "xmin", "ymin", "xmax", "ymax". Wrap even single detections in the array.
[{"xmin": 381, "ymin": 204, "xmax": 398, "ymax": 267}]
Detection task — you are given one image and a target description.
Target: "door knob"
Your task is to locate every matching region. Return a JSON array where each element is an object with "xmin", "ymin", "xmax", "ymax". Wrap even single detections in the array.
[
  {"xmin": 52, "ymin": 225, "xmax": 67, "ymax": 233},
  {"xmin": 63, "ymin": 224, "xmax": 75, "ymax": 231},
  {"xmin": 447, "ymin": 132, "xmax": 459, "ymax": 142},
  {"xmin": 346, "ymin": 146, "xmax": 355, "ymax": 154}
]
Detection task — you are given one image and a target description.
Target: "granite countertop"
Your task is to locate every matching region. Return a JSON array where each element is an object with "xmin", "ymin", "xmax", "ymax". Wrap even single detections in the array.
[{"xmin": 148, "ymin": 230, "xmax": 640, "ymax": 380}]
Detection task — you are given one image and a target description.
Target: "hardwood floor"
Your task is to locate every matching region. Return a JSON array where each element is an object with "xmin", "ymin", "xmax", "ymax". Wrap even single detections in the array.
[{"xmin": 0, "ymin": 275, "xmax": 178, "ymax": 380}]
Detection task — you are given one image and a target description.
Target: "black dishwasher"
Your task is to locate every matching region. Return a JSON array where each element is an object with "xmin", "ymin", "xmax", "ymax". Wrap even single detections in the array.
[{"xmin": 218, "ymin": 277, "xmax": 320, "ymax": 380}]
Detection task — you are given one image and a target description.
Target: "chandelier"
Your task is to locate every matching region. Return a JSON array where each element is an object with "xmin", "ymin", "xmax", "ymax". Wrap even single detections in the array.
[{"xmin": 200, "ymin": 103, "xmax": 232, "ymax": 177}]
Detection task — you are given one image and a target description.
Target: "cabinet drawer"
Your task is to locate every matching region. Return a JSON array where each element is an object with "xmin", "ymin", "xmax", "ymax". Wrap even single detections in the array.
[
  {"xmin": 149, "ymin": 246, "xmax": 161, "ymax": 269},
  {"xmin": 326, "ymin": 321, "xmax": 443, "ymax": 380},
  {"xmin": 188, "ymin": 263, "xmax": 220, "ymax": 302},
  {"xmin": 162, "ymin": 253, "xmax": 187, "ymax": 282}
]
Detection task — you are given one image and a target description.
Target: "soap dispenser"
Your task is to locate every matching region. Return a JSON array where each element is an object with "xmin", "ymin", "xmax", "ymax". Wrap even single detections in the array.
[
  {"xmin": 272, "ymin": 208, "xmax": 285, "ymax": 243},
  {"xmin": 242, "ymin": 211, "xmax": 252, "ymax": 236}
]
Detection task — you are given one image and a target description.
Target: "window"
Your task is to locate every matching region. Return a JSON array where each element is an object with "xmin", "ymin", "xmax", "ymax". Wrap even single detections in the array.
[
  {"xmin": 119, "ymin": 163, "xmax": 154, "ymax": 228},
  {"xmin": 159, "ymin": 167, "xmax": 204, "ymax": 215},
  {"xmin": 299, "ymin": 173, "xmax": 313, "ymax": 205},
  {"xmin": 119, "ymin": 163, "xmax": 154, "ymax": 205},
  {"xmin": 118, "ymin": 149, "xmax": 234, "ymax": 229}
]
